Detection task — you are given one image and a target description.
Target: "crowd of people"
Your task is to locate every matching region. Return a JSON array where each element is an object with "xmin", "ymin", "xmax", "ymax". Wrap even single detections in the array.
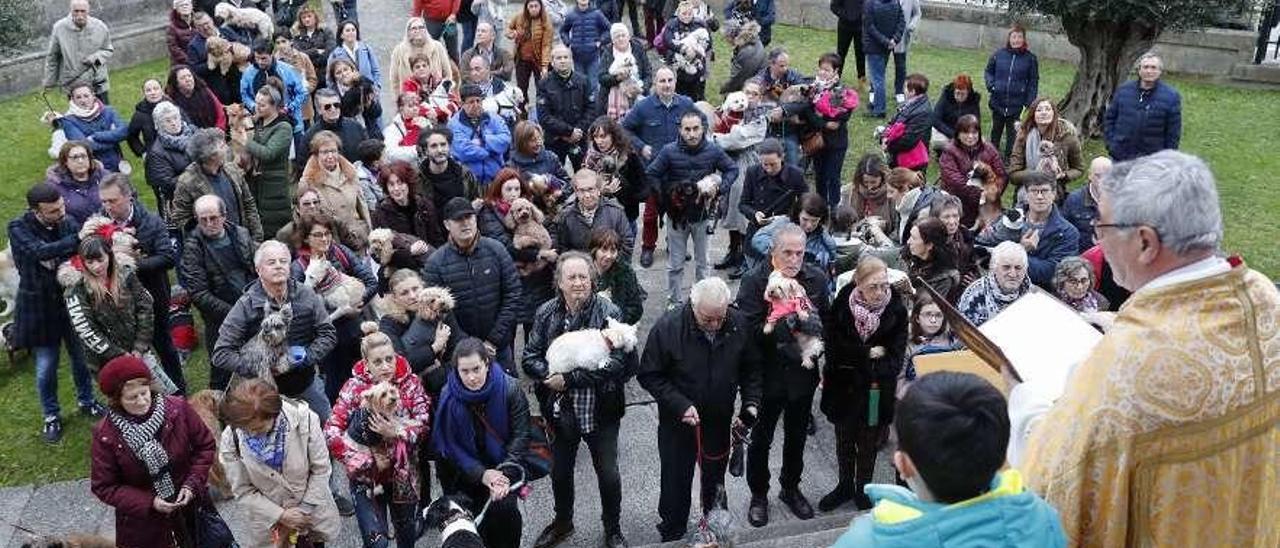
[{"xmin": 19, "ymin": 0, "xmax": 1277, "ymax": 547}]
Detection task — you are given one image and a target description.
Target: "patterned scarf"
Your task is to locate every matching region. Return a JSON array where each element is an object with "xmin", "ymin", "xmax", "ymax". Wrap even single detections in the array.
[
  {"xmin": 107, "ymin": 396, "xmax": 175, "ymax": 499},
  {"xmin": 1059, "ymin": 289, "xmax": 1102, "ymax": 313},
  {"xmin": 849, "ymin": 285, "xmax": 890, "ymax": 341},
  {"xmin": 156, "ymin": 122, "xmax": 195, "ymax": 154},
  {"xmin": 241, "ymin": 413, "xmax": 289, "ymax": 472}
]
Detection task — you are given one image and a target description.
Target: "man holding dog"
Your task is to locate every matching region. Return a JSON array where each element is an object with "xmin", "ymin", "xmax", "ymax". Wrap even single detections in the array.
[
  {"xmin": 522, "ymin": 251, "xmax": 635, "ymax": 548},
  {"xmin": 732, "ymin": 223, "xmax": 830, "ymax": 526},
  {"xmin": 178, "ymin": 195, "xmax": 257, "ymax": 391},
  {"xmin": 646, "ymin": 110, "xmax": 738, "ymax": 307},
  {"xmin": 639, "ymin": 277, "xmax": 762, "ymax": 542}
]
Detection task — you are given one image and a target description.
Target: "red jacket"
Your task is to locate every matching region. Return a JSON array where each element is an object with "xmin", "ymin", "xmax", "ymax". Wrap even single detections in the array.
[
  {"xmin": 90, "ymin": 396, "xmax": 216, "ymax": 548},
  {"xmin": 325, "ymin": 355, "xmax": 432, "ymax": 500},
  {"xmin": 413, "ymin": 0, "xmax": 461, "ymax": 22},
  {"xmin": 938, "ymin": 140, "xmax": 1007, "ymax": 228}
]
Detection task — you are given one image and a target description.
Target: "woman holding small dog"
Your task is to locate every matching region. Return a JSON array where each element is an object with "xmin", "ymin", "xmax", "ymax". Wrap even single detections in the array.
[
  {"xmin": 433, "ymin": 338, "xmax": 532, "ymax": 548},
  {"xmin": 591, "ymin": 228, "xmax": 646, "ymax": 324},
  {"xmin": 220, "ymin": 378, "xmax": 343, "ymax": 548},
  {"xmin": 476, "ymin": 168, "xmax": 559, "ymax": 335},
  {"xmin": 372, "ymin": 160, "xmax": 446, "ymax": 256},
  {"xmin": 938, "ymin": 114, "xmax": 1007, "ymax": 229},
  {"xmin": 90, "ymin": 355, "xmax": 219, "ymax": 548},
  {"xmin": 1007, "ymin": 97, "xmax": 1083, "ymax": 201},
  {"xmin": 325, "ymin": 327, "xmax": 432, "ymax": 548},
  {"xmin": 291, "ymin": 213, "xmax": 378, "ymax": 401}
]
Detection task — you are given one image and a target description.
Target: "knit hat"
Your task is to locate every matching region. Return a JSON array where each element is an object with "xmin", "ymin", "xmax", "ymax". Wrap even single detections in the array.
[{"xmin": 98, "ymin": 355, "xmax": 152, "ymax": 399}]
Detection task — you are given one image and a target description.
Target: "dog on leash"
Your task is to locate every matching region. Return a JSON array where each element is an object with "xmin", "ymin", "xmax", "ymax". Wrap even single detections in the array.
[
  {"xmin": 303, "ymin": 256, "xmax": 366, "ymax": 322},
  {"xmin": 422, "ymin": 495, "xmax": 485, "ymax": 548},
  {"xmin": 0, "ymin": 245, "xmax": 19, "ymax": 318},
  {"xmin": 241, "ymin": 302, "xmax": 293, "ymax": 381},
  {"xmin": 506, "ymin": 198, "xmax": 553, "ymax": 276},
  {"xmin": 546, "ymin": 317, "xmax": 639, "ymax": 375},
  {"xmin": 187, "ymin": 390, "xmax": 231, "ymax": 500}
]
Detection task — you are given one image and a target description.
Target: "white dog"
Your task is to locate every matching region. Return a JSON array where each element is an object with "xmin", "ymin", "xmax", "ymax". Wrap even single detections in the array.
[
  {"xmin": 214, "ymin": 3, "xmax": 274, "ymax": 37},
  {"xmin": 0, "ymin": 245, "xmax": 19, "ymax": 318},
  {"xmin": 546, "ymin": 318, "xmax": 639, "ymax": 374},
  {"xmin": 303, "ymin": 256, "xmax": 366, "ymax": 322}
]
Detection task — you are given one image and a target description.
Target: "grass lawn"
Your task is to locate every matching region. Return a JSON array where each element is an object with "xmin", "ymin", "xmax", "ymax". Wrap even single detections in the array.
[{"xmin": 0, "ymin": 23, "xmax": 1276, "ymax": 486}]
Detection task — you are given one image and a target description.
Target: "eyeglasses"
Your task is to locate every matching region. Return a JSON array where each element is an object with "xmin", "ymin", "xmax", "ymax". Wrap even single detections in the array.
[
  {"xmin": 1064, "ymin": 276, "xmax": 1091, "ymax": 286},
  {"xmin": 1091, "ymin": 219, "xmax": 1144, "ymax": 237},
  {"xmin": 309, "ymin": 231, "xmax": 332, "ymax": 239},
  {"xmin": 67, "ymin": 153, "xmax": 89, "ymax": 160},
  {"xmin": 1027, "ymin": 187, "xmax": 1055, "ymax": 196},
  {"xmin": 319, "ymin": 103, "xmax": 339, "ymax": 110},
  {"xmin": 197, "ymin": 214, "xmax": 223, "ymax": 223}
]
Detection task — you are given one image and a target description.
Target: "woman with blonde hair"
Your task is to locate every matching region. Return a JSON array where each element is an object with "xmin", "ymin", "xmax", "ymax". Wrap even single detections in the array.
[{"xmin": 389, "ymin": 17, "xmax": 457, "ymax": 92}]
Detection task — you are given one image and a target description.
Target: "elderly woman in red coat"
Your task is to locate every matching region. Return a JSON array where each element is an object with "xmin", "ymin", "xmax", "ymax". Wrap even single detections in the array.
[
  {"xmin": 90, "ymin": 355, "xmax": 218, "ymax": 548},
  {"xmin": 937, "ymin": 114, "xmax": 1006, "ymax": 229}
]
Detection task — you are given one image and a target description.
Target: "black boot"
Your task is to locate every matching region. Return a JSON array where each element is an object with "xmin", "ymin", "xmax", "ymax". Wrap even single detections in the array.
[
  {"xmin": 728, "ymin": 437, "xmax": 747, "ymax": 477},
  {"xmin": 818, "ymin": 481, "xmax": 855, "ymax": 512},
  {"xmin": 715, "ymin": 231, "xmax": 744, "ymax": 270}
]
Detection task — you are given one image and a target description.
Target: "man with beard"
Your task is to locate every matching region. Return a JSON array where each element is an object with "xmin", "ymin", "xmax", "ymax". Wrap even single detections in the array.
[
  {"xmin": 417, "ymin": 127, "xmax": 480, "ymax": 233},
  {"xmin": 622, "ymin": 67, "xmax": 695, "ymax": 268}
]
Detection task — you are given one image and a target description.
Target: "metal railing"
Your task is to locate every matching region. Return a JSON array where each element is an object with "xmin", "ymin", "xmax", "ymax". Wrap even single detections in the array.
[{"xmin": 1256, "ymin": 0, "xmax": 1280, "ymax": 63}]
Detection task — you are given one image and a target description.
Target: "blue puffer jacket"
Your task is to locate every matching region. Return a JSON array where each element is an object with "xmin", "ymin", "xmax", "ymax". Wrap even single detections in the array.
[
  {"xmin": 984, "ymin": 46, "xmax": 1039, "ymax": 117},
  {"xmin": 327, "ymin": 42, "xmax": 382, "ymax": 90},
  {"xmin": 621, "ymin": 93, "xmax": 696, "ymax": 152},
  {"xmin": 60, "ymin": 107, "xmax": 129, "ymax": 172},
  {"xmin": 448, "ymin": 111, "xmax": 513, "ymax": 186},
  {"xmin": 1060, "ymin": 186, "xmax": 1098, "ymax": 253},
  {"xmin": 1026, "ymin": 206, "xmax": 1080, "ymax": 289},
  {"xmin": 240, "ymin": 60, "xmax": 309, "ymax": 134},
  {"xmin": 833, "ymin": 470, "xmax": 1067, "ymax": 548},
  {"xmin": 646, "ymin": 137, "xmax": 738, "ymax": 225},
  {"xmin": 861, "ymin": 0, "xmax": 904, "ymax": 57},
  {"xmin": 422, "ymin": 236, "xmax": 523, "ymax": 349},
  {"xmin": 1103, "ymin": 80, "xmax": 1181, "ymax": 162},
  {"xmin": 559, "ymin": 6, "xmax": 610, "ymax": 61}
]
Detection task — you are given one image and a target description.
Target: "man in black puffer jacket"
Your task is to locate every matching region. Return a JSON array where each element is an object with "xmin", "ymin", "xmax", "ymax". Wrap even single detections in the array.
[
  {"xmin": 538, "ymin": 45, "xmax": 595, "ymax": 170},
  {"xmin": 98, "ymin": 175, "xmax": 187, "ymax": 394},
  {"xmin": 646, "ymin": 110, "xmax": 738, "ymax": 306},
  {"xmin": 422, "ymin": 197, "xmax": 523, "ymax": 370}
]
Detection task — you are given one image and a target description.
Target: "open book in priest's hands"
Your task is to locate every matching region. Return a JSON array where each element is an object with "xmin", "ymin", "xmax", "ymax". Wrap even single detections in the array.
[{"xmin": 918, "ymin": 281, "xmax": 1103, "ymax": 402}]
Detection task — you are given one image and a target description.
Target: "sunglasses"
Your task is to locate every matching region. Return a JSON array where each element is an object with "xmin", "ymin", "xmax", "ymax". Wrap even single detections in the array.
[{"xmin": 320, "ymin": 103, "xmax": 339, "ymax": 110}]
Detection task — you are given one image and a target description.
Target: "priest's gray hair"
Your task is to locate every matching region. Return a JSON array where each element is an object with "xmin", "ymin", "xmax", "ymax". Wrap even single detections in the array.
[
  {"xmin": 991, "ymin": 241, "xmax": 1027, "ymax": 268},
  {"xmin": 690, "ymin": 277, "xmax": 731, "ymax": 308},
  {"xmin": 1101, "ymin": 150, "xmax": 1222, "ymax": 256}
]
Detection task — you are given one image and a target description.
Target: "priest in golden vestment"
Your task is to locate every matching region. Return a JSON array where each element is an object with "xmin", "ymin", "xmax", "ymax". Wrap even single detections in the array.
[{"xmin": 1007, "ymin": 151, "xmax": 1280, "ymax": 548}]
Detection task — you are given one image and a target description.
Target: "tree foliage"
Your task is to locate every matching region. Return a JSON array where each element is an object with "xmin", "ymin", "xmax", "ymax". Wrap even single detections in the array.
[
  {"xmin": 0, "ymin": 0, "xmax": 38, "ymax": 53},
  {"xmin": 1003, "ymin": 0, "xmax": 1256, "ymax": 136}
]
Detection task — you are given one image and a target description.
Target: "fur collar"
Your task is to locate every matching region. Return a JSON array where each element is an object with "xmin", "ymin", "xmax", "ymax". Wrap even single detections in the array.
[{"xmin": 300, "ymin": 154, "xmax": 359, "ymax": 188}]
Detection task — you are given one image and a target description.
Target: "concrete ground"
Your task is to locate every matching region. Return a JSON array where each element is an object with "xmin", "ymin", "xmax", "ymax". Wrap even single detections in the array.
[{"xmin": 0, "ymin": 1, "xmax": 896, "ymax": 546}]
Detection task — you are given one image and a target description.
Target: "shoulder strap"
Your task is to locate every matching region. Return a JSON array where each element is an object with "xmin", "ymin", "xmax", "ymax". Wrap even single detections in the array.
[{"xmin": 471, "ymin": 406, "xmax": 504, "ymax": 445}]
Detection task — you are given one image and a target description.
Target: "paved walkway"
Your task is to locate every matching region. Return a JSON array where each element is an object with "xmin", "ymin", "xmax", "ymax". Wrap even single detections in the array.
[{"xmin": 0, "ymin": 2, "xmax": 895, "ymax": 545}]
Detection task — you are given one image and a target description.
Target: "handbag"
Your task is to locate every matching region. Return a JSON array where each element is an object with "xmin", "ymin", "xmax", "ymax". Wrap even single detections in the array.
[
  {"xmin": 475, "ymin": 409, "xmax": 553, "ymax": 481},
  {"xmin": 192, "ymin": 500, "xmax": 238, "ymax": 548},
  {"xmin": 800, "ymin": 131, "xmax": 825, "ymax": 157}
]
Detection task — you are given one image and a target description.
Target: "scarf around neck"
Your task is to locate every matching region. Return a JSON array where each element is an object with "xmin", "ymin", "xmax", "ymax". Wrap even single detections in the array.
[
  {"xmin": 433, "ymin": 364, "xmax": 511, "ymax": 471},
  {"xmin": 241, "ymin": 413, "xmax": 289, "ymax": 471},
  {"xmin": 850, "ymin": 285, "xmax": 890, "ymax": 341},
  {"xmin": 68, "ymin": 99, "xmax": 103, "ymax": 120},
  {"xmin": 157, "ymin": 123, "xmax": 196, "ymax": 153},
  {"xmin": 107, "ymin": 396, "xmax": 176, "ymax": 499}
]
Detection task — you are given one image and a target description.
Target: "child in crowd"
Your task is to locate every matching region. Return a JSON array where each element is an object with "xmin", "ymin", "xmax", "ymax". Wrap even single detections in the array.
[
  {"xmin": 897, "ymin": 292, "xmax": 960, "ymax": 399},
  {"xmin": 834, "ymin": 371, "xmax": 1067, "ymax": 547}
]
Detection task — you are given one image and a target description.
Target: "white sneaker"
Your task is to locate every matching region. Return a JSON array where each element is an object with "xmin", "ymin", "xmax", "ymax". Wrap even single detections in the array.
[{"xmin": 895, "ymin": 93, "xmax": 906, "ymax": 103}]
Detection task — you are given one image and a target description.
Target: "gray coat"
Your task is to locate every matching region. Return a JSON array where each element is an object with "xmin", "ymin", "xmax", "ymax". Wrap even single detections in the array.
[
  {"xmin": 550, "ymin": 199, "xmax": 634, "ymax": 260},
  {"xmin": 43, "ymin": 15, "xmax": 114, "ymax": 92},
  {"xmin": 212, "ymin": 279, "xmax": 336, "ymax": 397}
]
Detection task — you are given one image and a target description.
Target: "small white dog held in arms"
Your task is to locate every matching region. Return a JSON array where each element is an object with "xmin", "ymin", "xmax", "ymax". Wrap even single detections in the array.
[
  {"xmin": 546, "ymin": 317, "xmax": 639, "ymax": 374},
  {"xmin": 304, "ymin": 256, "xmax": 366, "ymax": 322}
]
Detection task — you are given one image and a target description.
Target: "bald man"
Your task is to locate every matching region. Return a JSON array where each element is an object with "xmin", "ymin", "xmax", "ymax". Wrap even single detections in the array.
[
  {"xmin": 1062, "ymin": 156, "xmax": 1113, "ymax": 252},
  {"xmin": 43, "ymin": 0, "xmax": 114, "ymax": 102}
]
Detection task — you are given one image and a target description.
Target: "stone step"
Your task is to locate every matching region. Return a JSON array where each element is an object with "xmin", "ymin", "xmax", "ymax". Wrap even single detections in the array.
[
  {"xmin": 1230, "ymin": 62, "xmax": 1280, "ymax": 86},
  {"xmin": 636, "ymin": 509, "xmax": 860, "ymax": 548}
]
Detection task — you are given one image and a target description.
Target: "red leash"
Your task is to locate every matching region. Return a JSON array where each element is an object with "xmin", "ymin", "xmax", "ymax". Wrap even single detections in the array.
[{"xmin": 694, "ymin": 421, "xmax": 732, "ymax": 465}]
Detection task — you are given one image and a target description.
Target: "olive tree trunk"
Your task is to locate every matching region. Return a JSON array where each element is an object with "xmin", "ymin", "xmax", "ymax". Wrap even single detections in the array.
[{"xmin": 1056, "ymin": 18, "xmax": 1159, "ymax": 138}]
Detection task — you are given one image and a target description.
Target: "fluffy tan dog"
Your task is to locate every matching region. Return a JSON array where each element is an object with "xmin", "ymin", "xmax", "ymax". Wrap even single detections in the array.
[{"xmin": 506, "ymin": 198, "xmax": 553, "ymax": 276}]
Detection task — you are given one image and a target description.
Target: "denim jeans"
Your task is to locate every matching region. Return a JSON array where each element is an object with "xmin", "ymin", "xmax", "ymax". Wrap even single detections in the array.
[
  {"xmin": 781, "ymin": 134, "xmax": 801, "ymax": 167},
  {"xmin": 574, "ymin": 55, "xmax": 601, "ymax": 100},
  {"xmin": 892, "ymin": 51, "xmax": 908, "ymax": 96},
  {"xmin": 33, "ymin": 334, "xmax": 94, "ymax": 418},
  {"xmin": 351, "ymin": 481, "xmax": 419, "ymax": 548},
  {"xmin": 551, "ymin": 418, "xmax": 622, "ymax": 532},
  {"xmin": 814, "ymin": 145, "xmax": 848, "ymax": 209},
  {"xmin": 666, "ymin": 218, "xmax": 709, "ymax": 304},
  {"xmin": 867, "ymin": 53, "xmax": 888, "ymax": 116},
  {"xmin": 460, "ymin": 19, "xmax": 477, "ymax": 53}
]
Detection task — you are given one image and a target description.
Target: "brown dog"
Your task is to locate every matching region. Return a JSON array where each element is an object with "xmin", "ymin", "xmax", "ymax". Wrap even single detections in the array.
[
  {"xmin": 968, "ymin": 161, "xmax": 1006, "ymax": 232},
  {"xmin": 506, "ymin": 198, "xmax": 553, "ymax": 276}
]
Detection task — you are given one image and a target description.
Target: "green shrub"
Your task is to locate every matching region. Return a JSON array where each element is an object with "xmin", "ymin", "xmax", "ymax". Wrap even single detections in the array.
[{"xmin": 0, "ymin": 0, "xmax": 38, "ymax": 53}]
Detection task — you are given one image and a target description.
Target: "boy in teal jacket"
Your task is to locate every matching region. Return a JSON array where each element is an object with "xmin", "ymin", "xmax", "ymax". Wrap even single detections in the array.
[{"xmin": 833, "ymin": 372, "xmax": 1066, "ymax": 547}]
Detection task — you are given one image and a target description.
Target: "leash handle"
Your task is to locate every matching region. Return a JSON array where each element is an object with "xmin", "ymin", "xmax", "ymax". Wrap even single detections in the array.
[{"xmin": 695, "ymin": 421, "xmax": 733, "ymax": 464}]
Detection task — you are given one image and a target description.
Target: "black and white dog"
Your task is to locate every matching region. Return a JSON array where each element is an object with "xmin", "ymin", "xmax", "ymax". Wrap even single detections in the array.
[{"xmin": 422, "ymin": 495, "xmax": 485, "ymax": 548}]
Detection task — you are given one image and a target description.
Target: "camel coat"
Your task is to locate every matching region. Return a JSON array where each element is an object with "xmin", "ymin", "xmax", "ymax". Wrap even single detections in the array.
[
  {"xmin": 299, "ymin": 155, "xmax": 373, "ymax": 246},
  {"xmin": 219, "ymin": 400, "xmax": 341, "ymax": 548}
]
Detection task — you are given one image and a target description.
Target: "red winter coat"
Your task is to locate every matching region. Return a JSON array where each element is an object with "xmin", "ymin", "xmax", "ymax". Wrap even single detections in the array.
[
  {"xmin": 413, "ymin": 0, "xmax": 461, "ymax": 21},
  {"xmin": 324, "ymin": 355, "xmax": 432, "ymax": 501},
  {"xmin": 937, "ymin": 140, "xmax": 1007, "ymax": 229},
  {"xmin": 90, "ymin": 396, "xmax": 217, "ymax": 548}
]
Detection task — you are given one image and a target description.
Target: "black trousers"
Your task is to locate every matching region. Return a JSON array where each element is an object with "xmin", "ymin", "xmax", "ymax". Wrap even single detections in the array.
[
  {"xmin": 438, "ymin": 460, "xmax": 523, "ymax": 548},
  {"xmin": 835, "ymin": 18, "xmax": 866, "ymax": 80},
  {"xmin": 151, "ymin": 293, "xmax": 186, "ymax": 395},
  {"xmin": 656, "ymin": 412, "xmax": 731, "ymax": 541},
  {"xmin": 551, "ymin": 416, "xmax": 622, "ymax": 532},
  {"xmin": 833, "ymin": 420, "xmax": 885, "ymax": 490},
  {"xmin": 746, "ymin": 391, "xmax": 814, "ymax": 495},
  {"xmin": 203, "ymin": 317, "xmax": 231, "ymax": 390},
  {"xmin": 990, "ymin": 110, "xmax": 1019, "ymax": 160}
]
